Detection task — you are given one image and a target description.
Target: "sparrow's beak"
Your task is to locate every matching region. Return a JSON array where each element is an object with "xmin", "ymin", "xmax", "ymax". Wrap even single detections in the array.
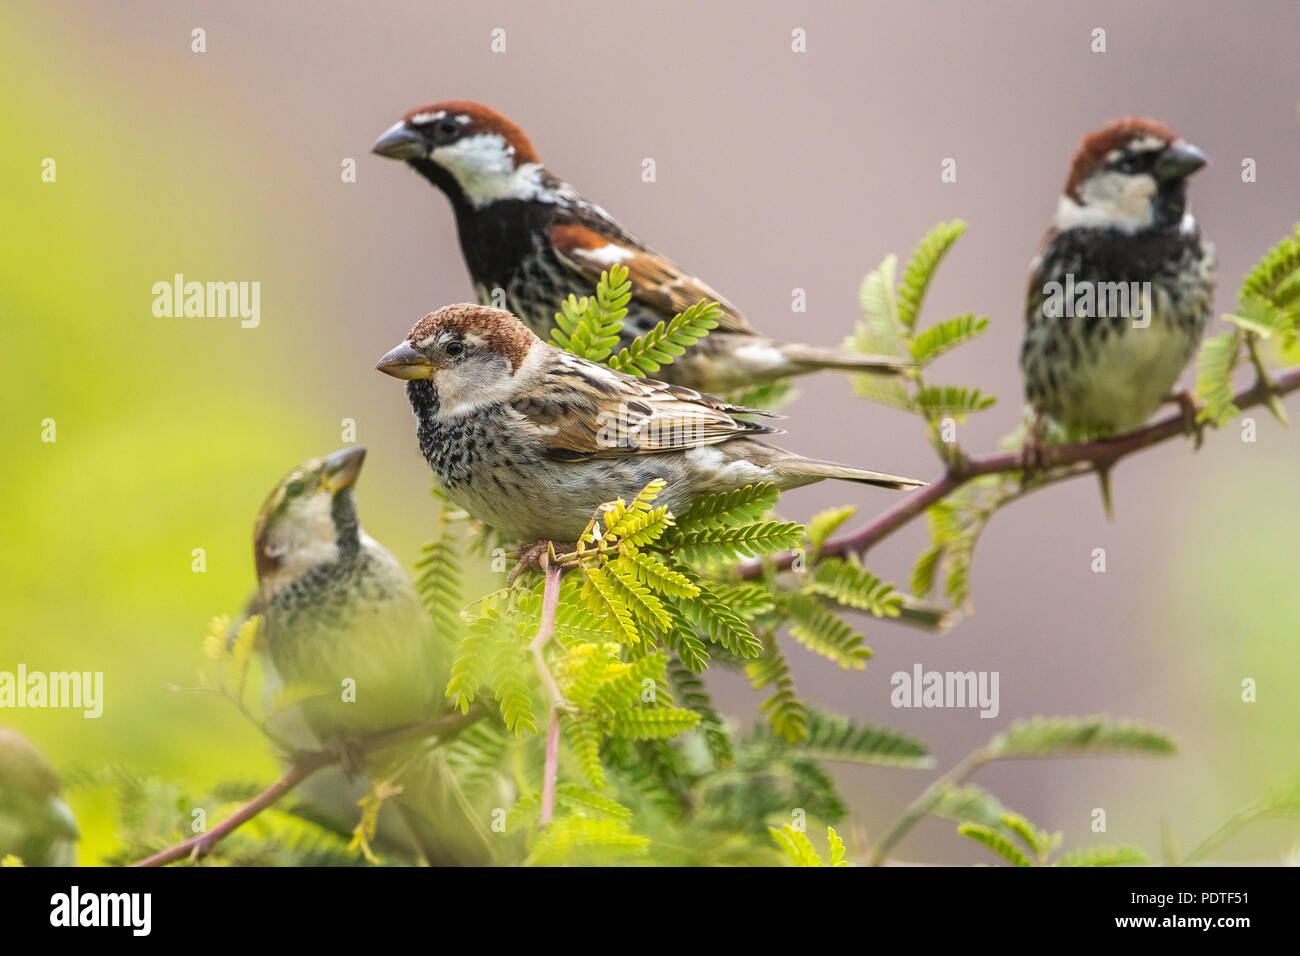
[
  {"xmin": 1155, "ymin": 141, "xmax": 1208, "ymax": 182},
  {"xmin": 322, "ymin": 446, "xmax": 366, "ymax": 492},
  {"xmin": 45, "ymin": 796, "xmax": 81, "ymax": 841},
  {"xmin": 372, "ymin": 121, "xmax": 426, "ymax": 160},
  {"xmin": 376, "ymin": 342, "xmax": 436, "ymax": 379}
]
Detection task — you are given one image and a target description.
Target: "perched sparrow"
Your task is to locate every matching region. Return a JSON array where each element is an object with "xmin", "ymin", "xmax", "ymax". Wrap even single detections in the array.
[
  {"xmin": 0, "ymin": 728, "xmax": 78, "ymax": 866},
  {"xmin": 371, "ymin": 101, "xmax": 910, "ymax": 393},
  {"xmin": 376, "ymin": 304, "xmax": 924, "ymax": 544},
  {"xmin": 248, "ymin": 447, "xmax": 492, "ymax": 865},
  {"xmin": 1021, "ymin": 118, "xmax": 1216, "ymax": 439}
]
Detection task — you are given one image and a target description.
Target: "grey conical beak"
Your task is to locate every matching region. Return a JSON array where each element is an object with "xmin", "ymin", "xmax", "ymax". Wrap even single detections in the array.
[
  {"xmin": 372, "ymin": 121, "xmax": 426, "ymax": 160},
  {"xmin": 1155, "ymin": 142, "xmax": 1208, "ymax": 182},
  {"xmin": 376, "ymin": 341, "xmax": 436, "ymax": 379},
  {"xmin": 323, "ymin": 446, "xmax": 366, "ymax": 492}
]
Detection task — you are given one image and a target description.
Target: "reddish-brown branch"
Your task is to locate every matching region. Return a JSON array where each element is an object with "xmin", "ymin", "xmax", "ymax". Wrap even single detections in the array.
[
  {"xmin": 131, "ymin": 708, "xmax": 482, "ymax": 867},
  {"xmin": 534, "ymin": 560, "xmax": 565, "ymax": 827},
  {"xmin": 740, "ymin": 366, "xmax": 1300, "ymax": 579}
]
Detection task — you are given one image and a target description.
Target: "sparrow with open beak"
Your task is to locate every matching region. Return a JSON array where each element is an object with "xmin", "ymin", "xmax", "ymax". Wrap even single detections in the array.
[{"xmin": 247, "ymin": 447, "xmax": 493, "ymax": 865}]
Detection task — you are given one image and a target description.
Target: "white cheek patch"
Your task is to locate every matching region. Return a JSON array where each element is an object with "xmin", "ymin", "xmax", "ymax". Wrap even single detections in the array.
[
  {"xmin": 262, "ymin": 494, "xmax": 340, "ymax": 583},
  {"xmin": 1053, "ymin": 171, "xmax": 1157, "ymax": 233},
  {"xmin": 432, "ymin": 134, "xmax": 555, "ymax": 207},
  {"xmin": 435, "ymin": 354, "xmax": 518, "ymax": 416}
]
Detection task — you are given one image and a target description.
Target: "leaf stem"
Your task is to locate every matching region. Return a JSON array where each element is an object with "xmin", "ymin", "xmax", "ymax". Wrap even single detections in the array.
[
  {"xmin": 1181, "ymin": 805, "xmax": 1266, "ymax": 865},
  {"xmin": 868, "ymin": 748, "xmax": 990, "ymax": 866}
]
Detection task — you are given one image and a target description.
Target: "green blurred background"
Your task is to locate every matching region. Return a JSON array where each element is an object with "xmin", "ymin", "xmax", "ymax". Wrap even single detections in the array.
[{"xmin": 2, "ymin": 0, "xmax": 1297, "ymax": 864}]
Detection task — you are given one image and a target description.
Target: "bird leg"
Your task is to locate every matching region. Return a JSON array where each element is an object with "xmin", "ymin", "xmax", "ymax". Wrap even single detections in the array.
[
  {"xmin": 1019, "ymin": 413, "xmax": 1049, "ymax": 481},
  {"xmin": 1163, "ymin": 390, "xmax": 1205, "ymax": 450},
  {"xmin": 326, "ymin": 737, "xmax": 366, "ymax": 781},
  {"xmin": 507, "ymin": 539, "xmax": 575, "ymax": 586}
]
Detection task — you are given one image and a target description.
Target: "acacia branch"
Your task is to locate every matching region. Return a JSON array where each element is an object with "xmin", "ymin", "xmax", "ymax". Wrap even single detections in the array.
[
  {"xmin": 532, "ymin": 560, "xmax": 565, "ymax": 828},
  {"xmin": 741, "ymin": 366, "xmax": 1300, "ymax": 579},
  {"xmin": 130, "ymin": 707, "xmax": 483, "ymax": 867}
]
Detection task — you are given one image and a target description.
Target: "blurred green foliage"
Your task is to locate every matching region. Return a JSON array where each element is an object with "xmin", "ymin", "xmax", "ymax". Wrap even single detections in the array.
[{"xmin": 1, "ymin": 7, "xmax": 306, "ymax": 864}]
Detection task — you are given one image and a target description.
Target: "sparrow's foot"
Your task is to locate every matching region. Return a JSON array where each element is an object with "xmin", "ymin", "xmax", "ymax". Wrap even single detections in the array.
[
  {"xmin": 506, "ymin": 540, "xmax": 549, "ymax": 586},
  {"xmin": 506, "ymin": 540, "xmax": 575, "ymax": 586},
  {"xmin": 1164, "ymin": 390, "xmax": 1205, "ymax": 450},
  {"xmin": 328, "ymin": 738, "xmax": 365, "ymax": 781},
  {"xmin": 1019, "ymin": 414, "xmax": 1049, "ymax": 482}
]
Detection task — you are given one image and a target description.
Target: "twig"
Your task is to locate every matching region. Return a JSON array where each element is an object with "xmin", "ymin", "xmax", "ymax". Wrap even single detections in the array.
[
  {"xmin": 1181, "ymin": 805, "xmax": 1267, "ymax": 865},
  {"xmin": 169, "ymin": 684, "xmax": 298, "ymax": 755},
  {"xmin": 531, "ymin": 560, "xmax": 565, "ymax": 827},
  {"xmin": 541, "ymin": 712, "xmax": 561, "ymax": 828},
  {"xmin": 741, "ymin": 367, "xmax": 1300, "ymax": 579},
  {"xmin": 868, "ymin": 749, "xmax": 989, "ymax": 866},
  {"xmin": 130, "ymin": 708, "xmax": 482, "ymax": 867}
]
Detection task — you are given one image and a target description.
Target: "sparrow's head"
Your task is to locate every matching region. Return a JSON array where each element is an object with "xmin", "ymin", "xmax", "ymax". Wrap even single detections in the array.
[
  {"xmin": 253, "ymin": 447, "xmax": 367, "ymax": 586},
  {"xmin": 371, "ymin": 101, "xmax": 545, "ymax": 207},
  {"xmin": 376, "ymin": 304, "xmax": 538, "ymax": 410},
  {"xmin": 1057, "ymin": 118, "xmax": 1208, "ymax": 234}
]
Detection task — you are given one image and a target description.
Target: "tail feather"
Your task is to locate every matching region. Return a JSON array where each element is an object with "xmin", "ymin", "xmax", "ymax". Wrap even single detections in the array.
[
  {"xmin": 1096, "ymin": 464, "xmax": 1115, "ymax": 521},
  {"xmin": 780, "ymin": 455, "xmax": 927, "ymax": 490},
  {"xmin": 779, "ymin": 343, "xmax": 912, "ymax": 376}
]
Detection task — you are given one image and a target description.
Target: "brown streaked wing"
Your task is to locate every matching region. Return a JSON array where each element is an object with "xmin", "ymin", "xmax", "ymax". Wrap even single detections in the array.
[{"xmin": 515, "ymin": 353, "xmax": 776, "ymax": 461}]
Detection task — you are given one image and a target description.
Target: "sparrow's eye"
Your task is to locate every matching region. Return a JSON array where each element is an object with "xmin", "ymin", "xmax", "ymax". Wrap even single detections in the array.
[
  {"xmin": 445, "ymin": 341, "xmax": 465, "ymax": 358},
  {"xmin": 1114, "ymin": 151, "xmax": 1158, "ymax": 175},
  {"xmin": 284, "ymin": 479, "xmax": 306, "ymax": 498},
  {"xmin": 433, "ymin": 119, "xmax": 461, "ymax": 144}
]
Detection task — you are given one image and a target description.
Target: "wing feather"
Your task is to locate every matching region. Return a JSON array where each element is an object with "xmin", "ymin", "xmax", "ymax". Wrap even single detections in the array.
[{"xmin": 512, "ymin": 351, "xmax": 777, "ymax": 461}]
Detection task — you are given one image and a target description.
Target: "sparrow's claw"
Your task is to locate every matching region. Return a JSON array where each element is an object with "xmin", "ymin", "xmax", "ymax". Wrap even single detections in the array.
[
  {"xmin": 1019, "ymin": 414, "xmax": 1049, "ymax": 482},
  {"xmin": 507, "ymin": 540, "xmax": 576, "ymax": 586},
  {"xmin": 506, "ymin": 540, "xmax": 552, "ymax": 586},
  {"xmin": 1165, "ymin": 391, "xmax": 1205, "ymax": 450},
  {"xmin": 328, "ymin": 738, "xmax": 365, "ymax": 780}
]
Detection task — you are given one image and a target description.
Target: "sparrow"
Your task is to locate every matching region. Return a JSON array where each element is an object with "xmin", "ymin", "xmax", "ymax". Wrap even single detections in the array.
[
  {"xmin": 0, "ymin": 728, "xmax": 79, "ymax": 866},
  {"xmin": 371, "ymin": 100, "xmax": 910, "ymax": 393},
  {"xmin": 375, "ymin": 304, "xmax": 925, "ymax": 545},
  {"xmin": 1021, "ymin": 118, "xmax": 1216, "ymax": 441},
  {"xmin": 246, "ymin": 446, "xmax": 493, "ymax": 865}
]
